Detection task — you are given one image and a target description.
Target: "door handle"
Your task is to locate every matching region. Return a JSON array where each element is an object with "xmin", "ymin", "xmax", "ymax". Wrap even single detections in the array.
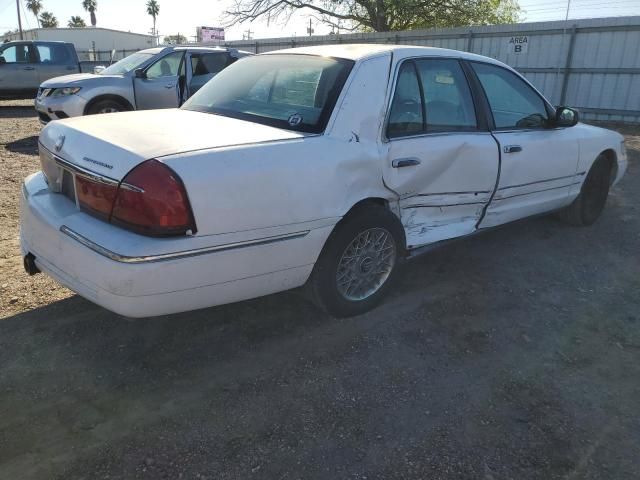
[
  {"xmin": 23, "ymin": 66, "xmax": 36, "ymax": 71},
  {"xmin": 164, "ymin": 83, "xmax": 175, "ymax": 89},
  {"xmin": 504, "ymin": 145, "xmax": 522, "ymax": 154},
  {"xmin": 392, "ymin": 157, "xmax": 421, "ymax": 168}
]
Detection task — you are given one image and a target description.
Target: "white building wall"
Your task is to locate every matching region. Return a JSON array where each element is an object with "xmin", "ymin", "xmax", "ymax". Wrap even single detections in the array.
[{"xmin": 2, "ymin": 28, "xmax": 156, "ymax": 57}]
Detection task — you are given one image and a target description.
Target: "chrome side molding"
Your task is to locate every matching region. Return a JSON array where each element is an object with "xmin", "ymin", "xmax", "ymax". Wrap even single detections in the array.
[{"xmin": 59, "ymin": 225, "xmax": 310, "ymax": 264}]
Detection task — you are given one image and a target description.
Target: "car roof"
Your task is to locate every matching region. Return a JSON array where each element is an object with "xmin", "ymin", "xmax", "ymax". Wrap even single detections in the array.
[{"xmin": 265, "ymin": 44, "xmax": 503, "ymax": 66}]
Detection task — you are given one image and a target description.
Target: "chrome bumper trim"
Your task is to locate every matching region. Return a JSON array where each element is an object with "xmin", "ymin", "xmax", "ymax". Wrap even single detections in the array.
[{"xmin": 59, "ymin": 225, "xmax": 310, "ymax": 264}]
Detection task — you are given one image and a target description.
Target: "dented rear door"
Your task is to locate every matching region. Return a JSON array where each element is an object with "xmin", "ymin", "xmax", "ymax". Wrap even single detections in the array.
[{"xmin": 382, "ymin": 57, "xmax": 499, "ymax": 249}]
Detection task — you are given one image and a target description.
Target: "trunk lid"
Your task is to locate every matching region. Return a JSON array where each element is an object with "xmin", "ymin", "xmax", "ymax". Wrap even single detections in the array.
[{"xmin": 39, "ymin": 109, "xmax": 306, "ymax": 181}]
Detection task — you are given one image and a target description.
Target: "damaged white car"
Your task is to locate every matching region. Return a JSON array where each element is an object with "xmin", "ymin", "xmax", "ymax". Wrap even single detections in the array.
[{"xmin": 20, "ymin": 45, "xmax": 627, "ymax": 318}]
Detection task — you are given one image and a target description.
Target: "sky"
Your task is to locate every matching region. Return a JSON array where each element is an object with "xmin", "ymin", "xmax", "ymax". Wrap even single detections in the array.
[{"xmin": 1, "ymin": 0, "xmax": 639, "ymax": 41}]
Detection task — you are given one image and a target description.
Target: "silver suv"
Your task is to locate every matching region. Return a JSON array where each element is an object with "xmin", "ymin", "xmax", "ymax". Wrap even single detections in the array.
[{"xmin": 35, "ymin": 45, "xmax": 251, "ymax": 124}]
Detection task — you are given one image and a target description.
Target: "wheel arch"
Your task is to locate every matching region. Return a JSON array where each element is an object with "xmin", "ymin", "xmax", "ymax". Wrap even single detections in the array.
[
  {"xmin": 598, "ymin": 148, "xmax": 618, "ymax": 186},
  {"xmin": 339, "ymin": 196, "xmax": 407, "ymax": 252},
  {"xmin": 83, "ymin": 94, "xmax": 134, "ymax": 115}
]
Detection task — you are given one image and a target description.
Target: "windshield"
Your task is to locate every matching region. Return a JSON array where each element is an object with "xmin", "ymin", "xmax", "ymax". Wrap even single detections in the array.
[
  {"xmin": 182, "ymin": 54, "xmax": 354, "ymax": 133},
  {"xmin": 100, "ymin": 52, "xmax": 154, "ymax": 75}
]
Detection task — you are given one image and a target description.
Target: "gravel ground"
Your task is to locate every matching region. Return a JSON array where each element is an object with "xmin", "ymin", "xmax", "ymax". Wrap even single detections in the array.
[{"xmin": 1, "ymin": 99, "xmax": 639, "ymax": 479}]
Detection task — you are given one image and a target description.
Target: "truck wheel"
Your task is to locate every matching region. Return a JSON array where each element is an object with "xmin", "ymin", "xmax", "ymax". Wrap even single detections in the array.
[
  {"xmin": 87, "ymin": 99, "xmax": 128, "ymax": 115},
  {"xmin": 558, "ymin": 154, "xmax": 612, "ymax": 226},
  {"xmin": 308, "ymin": 206, "xmax": 404, "ymax": 317}
]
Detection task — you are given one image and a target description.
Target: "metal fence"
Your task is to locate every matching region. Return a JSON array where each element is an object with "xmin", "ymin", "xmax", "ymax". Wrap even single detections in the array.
[{"xmin": 218, "ymin": 16, "xmax": 640, "ymax": 123}]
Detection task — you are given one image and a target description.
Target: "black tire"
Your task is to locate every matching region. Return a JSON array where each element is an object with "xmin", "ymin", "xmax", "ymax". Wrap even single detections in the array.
[
  {"xmin": 86, "ymin": 99, "xmax": 128, "ymax": 115},
  {"xmin": 307, "ymin": 205, "xmax": 404, "ymax": 317},
  {"xmin": 558, "ymin": 154, "xmax": 612, "ymax": 226}
]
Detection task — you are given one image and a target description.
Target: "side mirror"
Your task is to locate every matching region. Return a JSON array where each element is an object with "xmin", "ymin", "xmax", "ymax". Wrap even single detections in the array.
[
  {"xmin": 0, "ymin": 56, "xmax": 6, "ymax": 65},
  {"xmin": 554, "ymin": 106, "xmax": 579, "ymax": 127},
  {"xmin": 134, "ymin": 68, "xmax": 146, "ymax": 79}
]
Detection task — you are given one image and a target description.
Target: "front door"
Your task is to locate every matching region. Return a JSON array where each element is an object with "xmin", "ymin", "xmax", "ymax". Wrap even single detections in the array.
[
  {"xmin": 382, "ymin": 58, "xmax": 500, "ymax": 249},
  {"xmin": 134, "ymin": 51, "xmax": 185, "ymax": 109},
  {"xmin": 469, "ymin": 62, "xmax": 580, "ymax": 228},
  {"xmin": 0, "ymin": 43, "xmax": 39, "ymax": 94}
]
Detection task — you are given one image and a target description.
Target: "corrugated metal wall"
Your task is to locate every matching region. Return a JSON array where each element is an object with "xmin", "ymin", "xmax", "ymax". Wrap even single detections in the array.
[{"xmin": 219, "ymin": 16, "xmax": 640, "ymax": 123}]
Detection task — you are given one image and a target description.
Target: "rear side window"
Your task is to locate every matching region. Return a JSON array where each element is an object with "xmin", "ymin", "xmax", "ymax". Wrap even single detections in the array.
[
  {"xmin": 471, "ymin": 62, "xmax": 548, "ymax": 129},
  {"xmin": 36, "ymin": 44, "xmax": 71, "ymax": 64},
  {"xmin": 415, "ymin": 59, "xmax": 477, "ymax": 132},
  {"xmin": 387, "ymin": 62, "xmax": 424, "ymax": 138},
  {"xmin": 191, "ymin": 53, "xmax": 229, "ymax": 76},
  {"xmin": 387, "ymin": 58, "xmax": 477, "ymax": 138}
]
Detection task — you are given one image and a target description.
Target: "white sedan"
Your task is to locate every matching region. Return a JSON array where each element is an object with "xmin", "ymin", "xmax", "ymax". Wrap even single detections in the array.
[{"xmin": 20, "ymin": 45, "xmax": 627, "ymax": 318}]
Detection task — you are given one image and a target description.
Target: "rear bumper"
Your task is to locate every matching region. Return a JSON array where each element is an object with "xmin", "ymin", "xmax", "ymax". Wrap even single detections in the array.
[{"xmin": 20, "ymin": 172, "xmax": 329, "ymax": 317}]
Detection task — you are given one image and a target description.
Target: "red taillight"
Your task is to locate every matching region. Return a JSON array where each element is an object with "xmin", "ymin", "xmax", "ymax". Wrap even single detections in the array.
[
  {"xmin": 110, "ymin": 160, "xmax": 196, "ymax": 236},
  {"xmin": 75, "ymin": 176, "xmax": 118, "ymax": 220}
]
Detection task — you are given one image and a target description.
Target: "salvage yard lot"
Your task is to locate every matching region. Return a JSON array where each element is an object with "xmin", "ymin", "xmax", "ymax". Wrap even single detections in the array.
[{"xmin": 1, "ymin": 99, "xmax": 639, "ymax": 479}]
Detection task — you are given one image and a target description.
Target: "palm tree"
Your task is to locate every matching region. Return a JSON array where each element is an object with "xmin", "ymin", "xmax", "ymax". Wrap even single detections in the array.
[
  {"xmin": 82, "ymin": 0, "xmax": 97, "ymax": 27},
  {"xmin": 146, "ymin": 0, "xmax": 160, "ymax": 37},
  {"xmin": 39, "ymin": 11, "xmax": 58, "ymax": 28},
  {"xmin": 26, "ymin": 0, "xmax": 43, "ymax": 28},
  {"xmin": 68, "ymin": 16, "xmax": 86, "ymax": 27}
]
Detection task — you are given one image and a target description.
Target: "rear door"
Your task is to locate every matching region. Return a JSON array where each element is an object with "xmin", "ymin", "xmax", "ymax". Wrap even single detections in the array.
[
  {"xmin": 186, "ymin": 51, "xmax": 231, "ymax": 97},
  {"xmin": 34, "ymin": 43, "xmax": 79, "ymax": 83},
  {"xmin": 469, "ymin": 62, "xmax": 580, "ymax": 228},
  {"xmin": 134, "ymin": 51, "xmax": 185, "ymax": 109},
  {"xmin": 382, "ymin": 57, "xmax": 500, "ymax": 248},
  {"xmin": 0, "ymin": 43, "xmax": 39, "ymax": 93}
]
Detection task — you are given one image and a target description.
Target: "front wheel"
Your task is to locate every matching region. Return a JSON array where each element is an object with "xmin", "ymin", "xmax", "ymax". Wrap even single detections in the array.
[
  {"xmin": 86, "ymin": 99, "xmax": 127, "ymax": 115},
  {"xmin": 558, "ymin": 154, "xmax": 612, "ymax": 226},
  {"xmin": 307, "ymin": 206, "xmax": 404, "ymax": 317}
]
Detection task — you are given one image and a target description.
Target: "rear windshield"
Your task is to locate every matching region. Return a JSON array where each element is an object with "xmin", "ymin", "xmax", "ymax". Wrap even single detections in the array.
[
  {"xmin": 182, "ymin": 54, "xmax": 354, "ymax": 133},
  {"xmin": 100, "ymin": 52, "xmax": 154, "ymax": 75}
]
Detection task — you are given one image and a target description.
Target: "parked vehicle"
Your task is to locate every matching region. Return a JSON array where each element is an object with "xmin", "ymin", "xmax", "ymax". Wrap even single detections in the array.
[
  {"xmin": 0, "ymin": 41, "xmax": 80, "ymax": 99},
  {"xmin": 20, "ymin": 45, "xmax": 627, "ymax": 318},
  {"xmin": 34, "ymin": 46, "xmax": 251, "ymax": 124}
]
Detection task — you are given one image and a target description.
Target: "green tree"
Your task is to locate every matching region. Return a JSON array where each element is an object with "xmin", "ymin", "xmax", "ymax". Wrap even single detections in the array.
[
  {"xmin": 163, "ymin": 34, "xmax": 186, "ymax": 44},
  {"xmin": 39, "ymin": 11, "xmax": 58, "ymax": 28},
  {"xmin": 82, "ymin": 0, "xmax": 97, "ymax": 26},
  {"xmin": 225, "ymin": 0, "xmax": 520, "ymax": 32},
  {"xmin": 26, "ymin": 0, "xmax": 43, "ymax": 28},
  {"xmin": 146, "ymin": 0, "xmax": 160, "ymax": 37},
  {"xmin": 68, "ymin": 15, "xmax": 86, "ymax": 27}
]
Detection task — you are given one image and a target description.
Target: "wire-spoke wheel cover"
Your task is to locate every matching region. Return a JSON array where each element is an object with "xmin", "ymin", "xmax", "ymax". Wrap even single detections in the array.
[{"xmin": 336, "ymin": 227, "xmax": 396, "ymax": 301}]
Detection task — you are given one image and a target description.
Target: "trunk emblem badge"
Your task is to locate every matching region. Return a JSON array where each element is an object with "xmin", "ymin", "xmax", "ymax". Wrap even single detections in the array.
[{"xmin": 54, "ymin": 135, "xmax": 65, "ymax": 152}]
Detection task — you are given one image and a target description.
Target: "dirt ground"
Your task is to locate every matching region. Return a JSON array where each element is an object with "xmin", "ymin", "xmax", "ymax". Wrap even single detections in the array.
[{"xmin": 1, "ymin": 99, "xmax": 639, "ymax": 479}]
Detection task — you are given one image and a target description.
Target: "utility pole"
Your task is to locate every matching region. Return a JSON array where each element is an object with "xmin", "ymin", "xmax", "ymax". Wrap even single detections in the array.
[
  {"xmin": 16, "ymin": 0, "xmax": 24, "ymax": 40},
  {"xmin": 243, "ymin": 28, "xmax": 253, "ymax": 40},
  {"xmin": 307, "ymin": 18, "xmax": 314, "ymax": 37}
]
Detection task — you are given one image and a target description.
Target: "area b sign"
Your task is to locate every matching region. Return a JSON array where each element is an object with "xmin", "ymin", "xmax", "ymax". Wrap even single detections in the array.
[{"xmin": 507, "ymin": 36, "xmax": 529, "ymax": 54}]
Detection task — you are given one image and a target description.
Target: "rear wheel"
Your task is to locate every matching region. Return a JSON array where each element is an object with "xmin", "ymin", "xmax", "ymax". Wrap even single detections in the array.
[
  {"xmin": 308, "ymin": 206, "xmax": 404, "ymax": 317},
  {"xmin": 87, "ymin": 99, "xmax": 128, "ymax": 115},
  {"xmin": 559, "ymin": 154, "xmax": 612, "ymax": 226}
]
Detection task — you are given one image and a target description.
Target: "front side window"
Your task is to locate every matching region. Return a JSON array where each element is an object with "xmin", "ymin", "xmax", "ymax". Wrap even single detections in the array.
[
  {"xmin": 146, "ymin": 51, "xmax": 184, "ymax": 79},
  {"xmin": 471, "ymin": 62, "xmax": 548, "ymax": 129},
  {"xmin": 0, "ymin": 44, "xmax": 31, "ymax": 63},
  {"xmin": 183, "ymin": 54, "xmax": 354, "ymax": 133}
]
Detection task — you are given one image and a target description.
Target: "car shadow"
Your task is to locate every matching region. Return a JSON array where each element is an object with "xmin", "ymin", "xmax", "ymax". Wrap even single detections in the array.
[
  {"xmin": 4, "ymin": 135, "xmax": 38, "ymax": 155},
  {"xmin": 0, "ymin": 104, "xmax": 37, "ymax": 118}
]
